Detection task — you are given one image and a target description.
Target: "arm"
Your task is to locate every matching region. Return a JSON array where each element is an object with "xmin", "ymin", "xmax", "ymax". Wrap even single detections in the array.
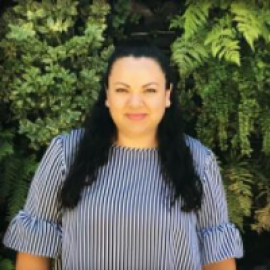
[
  {"xmin": 196, "ymin": 150, "xmax": 243, "ymax": 266},
  {"xmin": 202, "ymin": 258, "xmax": 236, "ymax": 270},
  {"xmin": 3, "ymin": 136, "xmax": 66, "ymax": 266},
  {"xmin": 16, "ymin": 252, "xmax": 51, "ymax": 270}
]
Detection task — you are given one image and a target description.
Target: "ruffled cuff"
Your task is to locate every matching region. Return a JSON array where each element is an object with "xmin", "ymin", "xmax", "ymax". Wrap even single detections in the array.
[
  {"xmin": 3, "ymin": 210, "xmax": 62, "ymax": 258},
  {"xmin": 197, "ymin": 222, "xmax": 244, "ymax": 265}
]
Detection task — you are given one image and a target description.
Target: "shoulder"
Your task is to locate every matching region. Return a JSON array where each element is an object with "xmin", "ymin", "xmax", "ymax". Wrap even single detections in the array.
[
  {"xmin": 56, "ymin": 128, "xmax": 85, "ymax": 170},
  {"xmin": 184, "ymin": 134, "xmax": 215, "ymax": 176},
  {"xmin": 59, "ymin": 128, "xmax": 85, "ymax": 146},
  {"xmin": 184, "ymin": 134, "xmax": 213, "ymax": 159}
]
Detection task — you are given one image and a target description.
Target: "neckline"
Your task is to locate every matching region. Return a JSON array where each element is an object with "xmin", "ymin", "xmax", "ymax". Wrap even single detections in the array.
[{"xmin": 111, "ymin": 143, "xmax": 158, "ymax": 152}]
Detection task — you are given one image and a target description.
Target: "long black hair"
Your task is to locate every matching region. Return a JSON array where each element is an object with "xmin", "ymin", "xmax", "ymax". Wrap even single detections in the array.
[{"xmin": 61, "ymin": 39, "xmax": 203, "ymax": 212}]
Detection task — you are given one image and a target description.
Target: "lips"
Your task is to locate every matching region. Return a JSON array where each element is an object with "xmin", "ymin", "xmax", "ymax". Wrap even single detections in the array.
[{"xmin": 126, "ymin": 113, "xmax": 147, "ymax": 120}]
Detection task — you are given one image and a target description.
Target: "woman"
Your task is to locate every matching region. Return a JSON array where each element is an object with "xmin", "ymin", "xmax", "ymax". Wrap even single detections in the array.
[{"xmin": 3, "ymin": 40, "xmax": 243, "ymax": 270}]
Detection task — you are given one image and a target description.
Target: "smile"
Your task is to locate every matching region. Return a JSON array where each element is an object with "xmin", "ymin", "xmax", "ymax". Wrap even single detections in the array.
[{"xmin": 126, "ymin": 114, "xmax": 147, "ymax": 120}]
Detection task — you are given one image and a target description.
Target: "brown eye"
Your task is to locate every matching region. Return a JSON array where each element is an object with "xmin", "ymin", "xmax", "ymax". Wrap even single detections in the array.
[
  {"xmin": 115, "ymin": 88, "xmax": 128, "ymax": 92},
  {"xmin": 145, "ymin": 88, "xmax": 157, "ymax": 93}
]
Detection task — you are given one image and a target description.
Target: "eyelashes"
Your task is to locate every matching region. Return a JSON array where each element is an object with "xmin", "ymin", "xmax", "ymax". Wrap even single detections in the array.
[
  {"xmin": 115, "ymin": 88, "xmax": 157, "ymax": 93},
  {"xmin": 115, "ymin": 88, "xmax": 127, "ymax": 92},
  {"xmin": 145, "ymin": 88, "xmax": 157, "ymax": 93}
]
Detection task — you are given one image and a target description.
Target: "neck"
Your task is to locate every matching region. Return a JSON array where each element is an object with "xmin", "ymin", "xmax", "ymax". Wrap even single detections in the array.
[{"xmin": 115, "ymin": 133, "xmax": 158, "ymax": 149}]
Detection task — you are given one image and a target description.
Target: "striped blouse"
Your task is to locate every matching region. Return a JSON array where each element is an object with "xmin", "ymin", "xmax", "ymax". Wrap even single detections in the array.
[{"xmin": 3, "ymin": 129, "xmax": 243, "ymax": 270}]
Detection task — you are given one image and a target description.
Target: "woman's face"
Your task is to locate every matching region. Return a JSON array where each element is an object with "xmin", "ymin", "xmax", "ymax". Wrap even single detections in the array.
[{"xmin": 106, "ymin": 56, "xmax": 171, "ymax": 146}]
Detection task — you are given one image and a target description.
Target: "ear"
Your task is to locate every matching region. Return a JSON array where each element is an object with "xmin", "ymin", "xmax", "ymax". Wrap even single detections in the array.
[
  {"xmin": 165, "ymin": 84, "xmax": 172, "ymax": 108},
  {"xmin": 105, "ymin": 87, "xmax": 109, "ymax": 107}
]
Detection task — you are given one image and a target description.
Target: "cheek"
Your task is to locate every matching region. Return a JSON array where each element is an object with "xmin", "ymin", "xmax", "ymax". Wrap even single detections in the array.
[
  {"xmin": 148, "ymin": 96, "xmax": 167, "ymax": 108},
  {"xmin": 108, "ymin": 97, "xmax": 126, "ymax": 109}
]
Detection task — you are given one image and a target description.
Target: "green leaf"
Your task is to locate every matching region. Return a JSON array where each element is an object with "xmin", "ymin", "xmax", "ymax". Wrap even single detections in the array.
[
  {"xmin": 0, "ymin": 257, "xmax": 14, "ymax": 270},
  {"xmin": 231, "ymin": 2, "xmax": 263, "ymax": 51},
  {"xmin": 183, "ymin": 1, "xmax": 211, "ymax": 39},
  {"xmin": 7, "ymin": 22, "xmax": 36, "ymax": 41}
]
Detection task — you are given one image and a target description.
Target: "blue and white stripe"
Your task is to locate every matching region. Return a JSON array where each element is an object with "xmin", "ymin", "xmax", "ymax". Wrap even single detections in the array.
[{"xmin": 3, "ymin": 129, "xmax": 243, "ymax": 270}]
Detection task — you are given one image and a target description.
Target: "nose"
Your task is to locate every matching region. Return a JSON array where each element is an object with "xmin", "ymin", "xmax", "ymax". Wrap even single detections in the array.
[{"xmin": 128, "ymin": 93, "xmax": 144, "ymax": 107}]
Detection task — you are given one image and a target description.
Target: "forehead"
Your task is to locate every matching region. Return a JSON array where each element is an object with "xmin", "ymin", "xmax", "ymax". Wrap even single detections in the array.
[{"xmin": 109, "ymin": 56, "xmax": 165, "ymax": 80}]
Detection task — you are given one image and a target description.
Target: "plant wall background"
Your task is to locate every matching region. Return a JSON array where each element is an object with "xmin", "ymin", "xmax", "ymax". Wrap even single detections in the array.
[
  {"xmin": 0, "ymin": 0, "xmax": 111, "ymax": 269},
  {"xmin": 170, "ymin": 0, "xmax": 270, "ymax": 233},
  {"xmin": 1, "ymin": 0, "xmax": 270, "ymax": 269}
]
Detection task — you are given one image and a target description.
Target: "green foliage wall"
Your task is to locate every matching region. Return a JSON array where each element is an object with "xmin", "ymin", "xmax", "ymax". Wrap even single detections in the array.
[
  {"xmin": 0, "ymin": 1, "xmax": 111, "ymax": 268},
  {"xmin": 0, "ymin": 0, "xmax": 112, "ymax": 149},
  {"xmin": 170, "ymin": 0, "xmax": 270, "ymax": 232}
]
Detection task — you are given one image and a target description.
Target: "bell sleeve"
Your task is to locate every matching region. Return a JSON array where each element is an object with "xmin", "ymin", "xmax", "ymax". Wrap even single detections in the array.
[
  {"xmin": 196, "ymin": 150, "xmax": 244, "ymax": 265},
  {"xmin": 3, "ymin": 135, "xmax": 66, "ymax": 258}
]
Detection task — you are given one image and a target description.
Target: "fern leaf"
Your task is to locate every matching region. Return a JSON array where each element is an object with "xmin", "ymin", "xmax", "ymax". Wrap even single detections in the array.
[
  {"xmin": 260, "ymin": 9, "xmax": 270, "ymax": 41},
  {"xmin": 223, "ymin": 154, "xmax": 254, "ymax": 229},
  {"xmin": 5, "ymin": 155, "xmax": 37, "ymax": 221},
  {"xmin": 169, "ymin": 15, "xmax": 184, "ymax": 30},
  {"xmin": 205, "ymin": 16, "xmax": 240, "ymax": 65},
  {"xmin": 0, "ymin": 130, "xmax": 14, "ymax": 160},
  {"xmin": 252, "ymin": 201, "xmax": 270, "ymax": 233},
  {"xmin": 0, "ymin": 142, "xmax": 13, "ymax": 161},
  {"xmin": 0, "ymin": 156, "xmax": 20, "ymax": 200},
  {"xmin": 183, "ymin": 1, "xmax": 211, "ymax": 39},
  {"xmin": 231, "ymin": 2, "xmax": 263, "ymax": 51},
  {"xmin": 260, "ymin": 111, "xmax": 270, "ymax": 154},
  {"xmin": 171, "ymin": 34, "xmax": 209, "ymax": 77}
]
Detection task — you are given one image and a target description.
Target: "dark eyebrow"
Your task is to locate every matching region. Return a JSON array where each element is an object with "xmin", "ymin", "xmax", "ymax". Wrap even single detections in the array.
[
  {"xmin": 113, "ymin": 82, "xmax": 159, "ymax": 88},
  {"xmin": 114, "ymin": 82, "xmax": 130, "ymax": 88},
  {"xmin": 142, "ymin": 82, "xmax": 159, "ymax": 88}
]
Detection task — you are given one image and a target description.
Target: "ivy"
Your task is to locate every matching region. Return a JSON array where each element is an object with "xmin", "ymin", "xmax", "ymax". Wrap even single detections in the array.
[
  {"xmin": 0, "ymin": 1, "xmax": 111, "ymax": 266},
  {"xmin": 0, "ymin": 0, "xmax": 112, "ymax": 149}
]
